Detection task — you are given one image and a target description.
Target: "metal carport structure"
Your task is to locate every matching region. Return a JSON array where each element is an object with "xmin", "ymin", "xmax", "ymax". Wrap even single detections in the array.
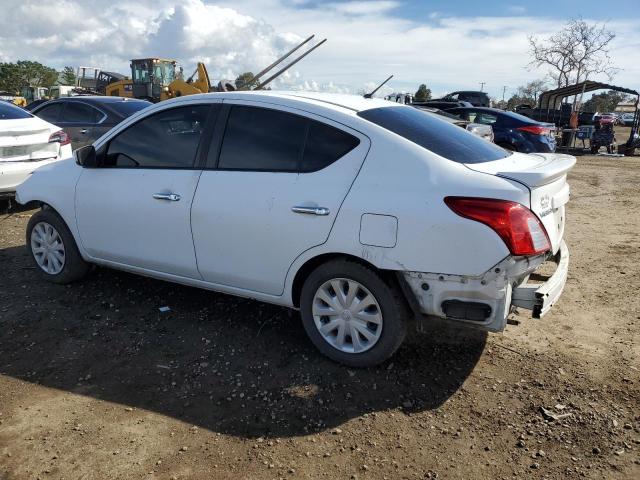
[{"xmin": 537, "ymin": 81, "xmax": 639, "ymax": 154}]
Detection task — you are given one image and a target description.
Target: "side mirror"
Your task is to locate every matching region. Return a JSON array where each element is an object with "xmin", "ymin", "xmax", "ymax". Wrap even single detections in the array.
[{"xmin": 75, "ymin": 145, "xmax": 98, "ymax": 168}]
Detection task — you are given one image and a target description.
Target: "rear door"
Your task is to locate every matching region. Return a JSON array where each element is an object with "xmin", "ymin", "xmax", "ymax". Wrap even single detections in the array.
[
  {"xmin": 57, "ymin": 101, "xmax": 109, "ymax": 149},
  {"xmin": 191, "ymin": 101, "xmax": 369, "ymax": 296}
]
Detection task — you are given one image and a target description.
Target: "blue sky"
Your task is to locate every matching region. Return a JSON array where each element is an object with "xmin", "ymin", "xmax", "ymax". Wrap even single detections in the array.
[
  {"xmin": 1, "ymin": 0, "xmax": 638, "ymax": 99},
  {"xmin": 367, "ymin": 0, "xmax": 640, "ymax": 19}
]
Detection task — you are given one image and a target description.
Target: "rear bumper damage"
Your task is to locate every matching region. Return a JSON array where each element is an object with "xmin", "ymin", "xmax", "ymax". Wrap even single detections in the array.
[
  {"xmin": 401, "ymin": 241, "xmax": 569, "ymax": 332},
  {"xmin": 0, "ymin": 158, "xmax": 60, "ymax": 194}
]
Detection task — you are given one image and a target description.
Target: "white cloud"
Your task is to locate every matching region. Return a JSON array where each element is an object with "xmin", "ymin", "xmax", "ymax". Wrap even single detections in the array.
[
  {"xmin": 325, "ymin": 1, "xmax": 401, "ymax": 16},
  {"xmin": 0, "ymin": 0, "xmax": 638, "ymax": 100}
]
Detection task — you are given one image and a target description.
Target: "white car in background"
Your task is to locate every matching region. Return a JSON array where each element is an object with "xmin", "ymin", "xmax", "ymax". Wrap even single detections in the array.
[
  {"xmin": 1, "ymin": 101, "xmax": 71, "ymax": 200},
  {"xmin": 16, "ymin": 92, "xmax": 574, "ymax": 367}
]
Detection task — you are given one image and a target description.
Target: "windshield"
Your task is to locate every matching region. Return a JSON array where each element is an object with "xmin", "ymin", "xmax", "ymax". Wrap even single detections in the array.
[
  {"xmin": 154, "ymin": 63, "xmax": 175, "ymax": 86},
  {"xmin": 0, "ymin": 101, "xmax": 32, "ymax": 120},
  {"xmin": 358, "ymin": 106, "xmax": 510, "ymax": 164},
  {"xmin": 108, "ymin": 100, "xmax": 152, "ymax": 117}
]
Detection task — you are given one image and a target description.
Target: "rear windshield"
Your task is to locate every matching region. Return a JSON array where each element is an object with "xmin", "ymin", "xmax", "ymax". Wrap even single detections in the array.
[
  {"xmin": 358, "ymin": 106, "xmax": 510, "ymax": 163},
  {"xmin": 108, "ymin": 100, "xmax": 152, "ymax": 117},
  {"xmin": 0, "ymin": 101, "xmax": 32, "ymax": 120},
  {"xmin": 498, "ymin": 110, "xmax": 540, "ymax": 124}
]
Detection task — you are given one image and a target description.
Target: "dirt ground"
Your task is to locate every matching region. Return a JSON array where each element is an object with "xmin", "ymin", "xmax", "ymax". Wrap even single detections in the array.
[{"xmin": 0, "ymin": 152, "xmax": 639, "ymax": 480}]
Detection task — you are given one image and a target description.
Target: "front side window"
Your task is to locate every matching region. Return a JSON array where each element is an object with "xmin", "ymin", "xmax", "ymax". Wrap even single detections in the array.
[
  {"xmin": 104, "ymin": 105, "xmax": 210, "ymax": 168},
  {"xmin": 216, "ymin": 105, "xmax": 360, "ymax": 172},
  {"xmin": 358, "ymin": 106, "xmax": 510, "ymax": 164}
]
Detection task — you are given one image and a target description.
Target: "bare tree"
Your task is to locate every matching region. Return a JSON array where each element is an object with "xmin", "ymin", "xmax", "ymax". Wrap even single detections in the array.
[
  {"xmin": 516, "ymin": 79, "xmax": 549, "ymax": 104},
  {"xmin": 528, "ymin": 19, "xmax": 618, "ymax": 88}
]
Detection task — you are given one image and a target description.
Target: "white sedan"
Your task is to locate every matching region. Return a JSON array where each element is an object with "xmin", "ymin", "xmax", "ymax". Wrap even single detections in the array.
[
  {"xmin": 16, "ymin": 92, "xmax": 574, "ymax": 367},
  {"xmin": 1, "ymin": 101, "xmax": 71, "ymax": 199}
]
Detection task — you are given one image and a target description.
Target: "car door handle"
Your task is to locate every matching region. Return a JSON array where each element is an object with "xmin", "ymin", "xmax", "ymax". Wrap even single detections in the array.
[
  {"xmin": 153, "ymin": 193, "xmax": 181, "ymax": 202},
  {"xmin": 291, "ymin": 206, "xmax": 330, "ymax": 216},
  {"xmin": 79, "ymin": 129, "xmax": 89, "ymax": 134}
]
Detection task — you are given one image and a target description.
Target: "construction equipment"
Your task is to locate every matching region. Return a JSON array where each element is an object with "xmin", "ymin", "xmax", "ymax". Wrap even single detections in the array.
[
  {"xmin": 103, "ymin": 35, "xmax": 326, "ymax": 103},
  {"xmin": 104, "ymin": 58, "xmax": 176, "ymax": 101}
]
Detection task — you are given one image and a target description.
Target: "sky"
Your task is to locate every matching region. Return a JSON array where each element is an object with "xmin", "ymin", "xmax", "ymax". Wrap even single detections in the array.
[{"xmin": 0, "ymin": 0, "xmax": 638, "ymax": 100}]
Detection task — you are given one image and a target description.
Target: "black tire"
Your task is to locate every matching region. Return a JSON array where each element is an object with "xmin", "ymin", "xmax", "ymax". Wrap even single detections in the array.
[
  {"xmin": 26, "ymin": 208, "xmax": 90, "ymax": 284},
  {"xmin": 300, "ymin": 259, "xmax": 407, "ymax": 367}
]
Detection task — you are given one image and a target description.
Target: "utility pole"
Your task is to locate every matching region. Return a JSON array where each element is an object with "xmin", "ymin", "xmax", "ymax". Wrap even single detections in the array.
[
  {"xmin": 479, "ymin": 82, "xmax": 486, "ymax": 92},
  {"xmin": 502, "ymin": 85, "xmax": 507, "ymax": 102}
]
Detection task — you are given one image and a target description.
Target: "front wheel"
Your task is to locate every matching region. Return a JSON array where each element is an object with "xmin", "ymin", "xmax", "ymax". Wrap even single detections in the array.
[
  {"xmin": 300, "ymin": 260, "xmax": 407, "ymax": 367},
  {"xmin": 26, "ymin": 208, "xmax": 90, "ymax": 284}
]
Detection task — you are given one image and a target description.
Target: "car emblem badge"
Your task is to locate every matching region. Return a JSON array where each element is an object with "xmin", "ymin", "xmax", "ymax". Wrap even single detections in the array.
[{"xmin": 540, "ymin": 194, "xmax": 550, "ymax": 210}]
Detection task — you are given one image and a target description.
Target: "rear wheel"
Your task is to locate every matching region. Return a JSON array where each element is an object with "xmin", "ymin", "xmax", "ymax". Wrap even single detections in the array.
[
  {"xmin": 26, "ymin": 208, "xmax": 90, "ymax": 284},
  {"xmin": 300, "ymin": 260, "xmax": 407, "ymax": 367}
]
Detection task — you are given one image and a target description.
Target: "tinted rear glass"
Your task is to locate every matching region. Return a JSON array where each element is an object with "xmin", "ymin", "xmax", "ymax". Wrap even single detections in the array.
[
  {"xmin": 302, "ymin": 121, "xmax": 360, "ymax": 172},
  {"xmin": 108, "ymin": 100, "xmax": 152, "ymax": 118},
  {"xmin": 218, "ymin": 106, "xmax": 307, "ymax": 171},
  {"xmin": 358, "ymin": 106, "xmax": 510, "ymax": 163},
  {"xmin": 0, "ymin": 101, "xmax": 32, "ymax": 120}
]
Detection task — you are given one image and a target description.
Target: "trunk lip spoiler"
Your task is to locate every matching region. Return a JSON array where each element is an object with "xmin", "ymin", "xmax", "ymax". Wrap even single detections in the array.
[{"xmin": 496, "ymin": 155, "xmax": 576, "ymax": 187}]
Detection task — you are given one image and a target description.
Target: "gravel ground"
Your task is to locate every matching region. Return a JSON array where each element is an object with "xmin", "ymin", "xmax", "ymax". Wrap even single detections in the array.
[{"xmin": 0, "ymin": 153, "xmax": 638, "ymax": 480}]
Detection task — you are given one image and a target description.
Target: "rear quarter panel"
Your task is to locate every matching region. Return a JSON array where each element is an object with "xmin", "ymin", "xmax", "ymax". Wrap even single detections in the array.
[{"xmin": 285, "ymin": 134, "xmax": 531, "ymax": 301}]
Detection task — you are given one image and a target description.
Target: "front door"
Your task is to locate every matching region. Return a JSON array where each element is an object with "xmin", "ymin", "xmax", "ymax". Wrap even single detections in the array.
[
  {"xmin": 75, "ymin": 103, "xmax": 214, "ymax": 278},
  {"xmin": 191, "ymin": 101, "xmax": 369, "ymax": 296}
]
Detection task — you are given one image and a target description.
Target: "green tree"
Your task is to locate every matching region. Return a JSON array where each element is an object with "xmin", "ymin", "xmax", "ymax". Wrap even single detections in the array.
[
  {"xmin": 0, "ymin": 61, "xmax": 58, "ymax": 93},
  {"xmin": 414, "ymin": 84, "xmax": 431, "ymax": 102},
  {"xmin": 235, "ymin": 71, "xmax": 257, "ymax": 90},
  {"xmin": 582, "ymin": 90, "xmax": 630, "ymax": 113},
  {"xmin": 61, "ymin": 66, "xmax": 76, "ymax": 86}
]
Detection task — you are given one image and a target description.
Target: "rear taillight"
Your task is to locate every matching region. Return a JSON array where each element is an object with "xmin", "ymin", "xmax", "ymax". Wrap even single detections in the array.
[
  {"xmin": 444, "ymin": 197, "xmax": 551, "ymax": 256},
  {"xmin": 48, "ymin": 130, "xmax": 70, "ymax": 146},
  {"xmin": 517, "ymin": 125, "xmax": 550, "ymax": 136}
]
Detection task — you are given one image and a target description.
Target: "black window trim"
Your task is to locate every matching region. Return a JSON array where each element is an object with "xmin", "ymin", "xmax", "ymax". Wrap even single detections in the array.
[
  {"xmin": 96, "ymin": 103, "xmax": 218, "ymax": 170},
  {"xmin": 206, "ymin": 103, "xmax": 361, "ymax": 174}
]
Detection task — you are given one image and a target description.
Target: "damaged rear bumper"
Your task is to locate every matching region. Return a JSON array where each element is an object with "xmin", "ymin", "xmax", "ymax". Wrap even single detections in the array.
[
  {"xmin": 400, "ymin": 241, "xmax": 569, "ymax": 332},
  {"xmin": 511, "ymin": 241, "xmax": 569, "ymax": 318}
]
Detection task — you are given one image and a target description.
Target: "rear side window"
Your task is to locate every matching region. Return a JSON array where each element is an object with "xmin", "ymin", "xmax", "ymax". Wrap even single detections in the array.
[
  {"xmin": 105, "ymin": 105, "xmax": 210, "ymax": 168},
  {"xmin": 0, "ymin": 102, "xmax": 32, "ymax": 119},
  {"xmin": 358, "ymin": 106, "xmax": 510, "ymax": 164},
  {"xmin": 217, "ymin": 106, "xmax": 360, "ymax": 172},
  {"xmin": 218, "ymin": 106, "xmax": 306, "ymax": 171},
  {"xmin": 35, "ymin": 103, "xmax": 63, "ymax": 123},
  {"xmin": 302, "ymin": 121, "xmax": 360, "ymax": 172},
  {"xmin": 62, "ymin": 102, "xmax": 102, "ymax": 123}
]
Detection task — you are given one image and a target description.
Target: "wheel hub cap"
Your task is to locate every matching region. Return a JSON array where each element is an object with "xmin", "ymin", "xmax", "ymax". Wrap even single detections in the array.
[
  {"xmin": 30, "ymin": 221, "xmax": 65, "ymax": 275},
  {"xmin": 312, "ymin": 278, "xmax": 383, "ymax": 354}
]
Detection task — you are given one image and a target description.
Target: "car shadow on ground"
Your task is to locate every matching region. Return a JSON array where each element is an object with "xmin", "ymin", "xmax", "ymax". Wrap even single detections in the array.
[{"xmin": 0, "ymin": 243, "xmax": 486, "ymax": 439}]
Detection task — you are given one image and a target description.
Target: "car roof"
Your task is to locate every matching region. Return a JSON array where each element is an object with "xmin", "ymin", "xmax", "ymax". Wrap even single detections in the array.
[
  {"xmin": 165, "ymin": 91, "xmax": 395, "ymax": 115},
  {"xmin": 49, "ymin": 96, "xmax": 149, "ymax": 104}
]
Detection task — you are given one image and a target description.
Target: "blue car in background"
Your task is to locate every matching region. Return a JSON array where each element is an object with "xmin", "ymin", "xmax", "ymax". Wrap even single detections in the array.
[{"xmin": 447, "ymin": 107, "xmax": 557, "ymax": 153}]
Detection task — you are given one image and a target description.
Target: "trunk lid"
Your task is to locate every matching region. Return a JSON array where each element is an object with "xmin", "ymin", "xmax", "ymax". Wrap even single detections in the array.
[
  {"xmin": 466, "ymin": 152, "xmax": 576, "ymax": 254},
  {"xmin": 0, "ymin": 118, "xmax": 58, "ymax": 162}
]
